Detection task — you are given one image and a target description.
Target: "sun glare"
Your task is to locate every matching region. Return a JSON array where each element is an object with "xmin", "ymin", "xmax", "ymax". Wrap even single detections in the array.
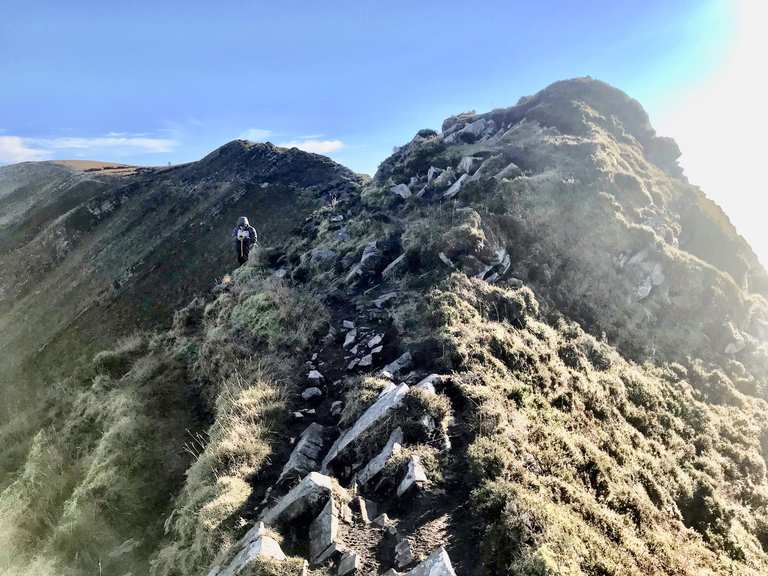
[{"xmin": 657, "ymin": 0, "xmax": 768, "ymax": 267}]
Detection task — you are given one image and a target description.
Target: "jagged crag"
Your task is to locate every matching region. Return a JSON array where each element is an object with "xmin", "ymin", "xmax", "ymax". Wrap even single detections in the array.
[{"xmin": 2, "ymin": 78, "xmax": 768, "ymax": 576}]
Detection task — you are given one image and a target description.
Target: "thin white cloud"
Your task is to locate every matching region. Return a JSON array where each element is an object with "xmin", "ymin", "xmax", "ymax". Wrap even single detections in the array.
[
  {"xmin": 0, "ymin": 136, "xmax": 50, "ymax": 163},
  {"xmin": 33, "ymin": 136, "xmax": 178, "ymax": 154},
  {"xmin": 278, "ymin": 138, "xmax": 345, "ymax": 154},
  {"xmin": 240, "ymin": 128, "xmax": 272, "ymax": 141}
]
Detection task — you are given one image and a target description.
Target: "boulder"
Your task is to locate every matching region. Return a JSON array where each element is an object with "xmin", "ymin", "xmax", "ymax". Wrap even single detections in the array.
[
  {"xmin": 456, "ymin": 118, "xmax": 487, "ymax": 143},
  {"xmin": 494, "ymin": 161, "xmax": 522, "ymax": 180},
  {"xmin": 311, "ymin": 248, "xmax": 338, "ymax": 264},
  {"xmin": 277, "ymin": 423, "xmax": 327, "ymax": 484},
  {"xmin": 457, "ymin": 156, "xmax": 481, "ymax": 174},
  {"xmin": 397, "ymin": 456, "xmax": 428, "ymax": 497},
  {"xmin": 405, "ymin": 547, "xmax": 456, "ymax": 576},
  {"xmin": 374, "ymin": 292, "xmax": 399, "ymax": 308},
  {"xmin": 443, "ymin": 174, "xmax": 468, "ymax": 199},
  {"xmin": 337, "ymin": 551, "xmax": 361, "ymax": 576},
  {"xmin": 414, "ymin": 374, "xmax": 442, "ymax": 395},
  {"xmin": 343, "ymin": 329, "xmax": 358, "ymax": 349},
  {"xmin": 260, "ymin": 472, "xmax": 338, "ymax": 526},
  {"xmin": 207, "ymin": 523, "xmax": 287, "ymax": 576},
  {"xmin": 432, "ymin": 166, "xmax": 456, "ymax": 189},
  {"xmin": 383, "ymin": 353, "xmax": 413, "ymax": 378},
  {"xmin": 354, "ymin": 496, "xmax": 379, "ymax": 524},
  {"xmin": 346, "ymin": 241, "xmax": 384, "ymax": 283},
  {"xmin": 322, "ymin": 384, "xmax": 410, "ymax": 472},
  {"xmin": 395, "ymin": 540, "xmax": 414, "ymax": 569},
  {"xmin": 356, "ymin": 427, "xmax": 404, "ymax": 486},
  {"xmin": 309, "ymin": 498, "xmax": 340, "ymax": 563},
  {"xmin": 382, "ymin": 254, "xmax": 408, "ymax": 279},
  {"xmin": 343, "ymin": 320, "xmax": 355, "ymax": 330},
  {"xmin": 372, "ymin": 513, "xmax": 392, "ymax": 528},
  {"xmin": 391, "ymin": 183, "xmax": 413, "ymax": 199},
  {"xmin": 308, "ymin": 370, "xmax": 324, "ymax": 383},
  {"xmin": 427, "ymin": 166, "xmax": 443, "ymax": 184},
  {"xmin": 302, "ymin": 387, "xmax": 323, "ymax": 401}
]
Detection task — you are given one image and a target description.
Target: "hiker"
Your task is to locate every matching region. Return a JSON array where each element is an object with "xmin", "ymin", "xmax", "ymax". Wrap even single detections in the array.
[{"xmin": 232, "ymin": 216, "xmax": 257, "ymax": 265}]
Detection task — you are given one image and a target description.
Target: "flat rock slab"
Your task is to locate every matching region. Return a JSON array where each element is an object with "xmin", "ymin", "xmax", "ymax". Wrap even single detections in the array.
[
  {"xmin": 277, "ymin": 423, "xmax": 327, "ymax": 484},
  {"xmin": 356, "ymin": 427, "xmax": 404, "ymax": 486},
  {"xmin": 383, "ymin": 353, "xmax": 413, "ymax": 379},
  {"xmin": 405, "ymin": 547, "xmax": 457, "ymax": 576},
  {"xmin": 337, "ymin": 551, "xmax": 361, "ymax": 575},
  {"xmin": 260, "ymin": 472, "xmax": 337, "ymax": 527},
  {"xmin": 321, "ymin": 384, "xmax": 409, "ymax": 472}
]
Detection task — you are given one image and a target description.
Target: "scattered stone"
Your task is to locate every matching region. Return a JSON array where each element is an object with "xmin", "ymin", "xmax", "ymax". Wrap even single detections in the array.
[
  {"xmin": 427, "ymin": 166, "xmax": 443, "ymax": 184},
  {"xmin": 356, "ymin": 427, "xmax": 404, "ymax": 486},
  {"xmin": 438, "ymin": 252, "xmax": 455, "ymax": 269},
  {"xmin": 395, "ymin": 540, "xmax": 414, "ymax": 569},
  {"xmin": 368, "ymin": 334, "xmax": 384, "ymax": 348},
  {"xmin": 353, "ymin": 496, "xmax": 379, "ymax": 524},
  {"xmin": 309, "ymin": 498, "xmax": 340, "ymax": 563},
  {"xmin": 260, "ymin": 472, "xmax": 339, "ymax": 526},
  {"xmin": 311, "ymin": 248, "xmax": 338, "ymax": 263},
  {"xmin": 494, "ymin": 161, "xmax": 522, "ymax": 180},
  {"xmin": 456, "ymin": 118, "xmax": 487, "ymax": 142},
  {"xmin": 303, "ymin": 408, "xmax": 317, "ymax": 415},
  {"xmin": 322, "ymin": 384, "xmax": 410, "ymax": 472},
  {"xmin": 337, "ymin": 552, "xmax": 361, "ymax": 576},
  {"xmin": 346, "ymin": 241, "xmax": 384, "ymax": 283},
  {"xmin": 308, "ymin": 370, "xmax": 324, "ymax": 383},
  {"xmin": 293, "ymin": 411, "xmax": 305, "ymax": 420},
  {"xmin": 358, "ymin": 354, "xmax": 373, "ymax": 368},
  {"xmin": 636, "ymin": 276, "xmax": 653, "ymax": 300},
  {"xmin": 350, "ymin": 344, "xmax": 359, "ymax": 356},
  {"xmin": 650, "ymin": 262, "xmax": 665, "ymax": 286},
  {"xmin": 337, "ymin": 227, "xmax": 351, "ymax": 242},
  {"xmin": 432, "ymin": 166, "xmax": 456, "ymax": 189},
  {"xmin": 443, "ymin": 173, "xmax": 468, "ymax": 199},
  {"xmin": 315, "ymin": 542, "xmax": 347, "ymax": 566},
  {"xmin": 330, "ymin": 401, "xmax": 344, "ymax": 417},
  {"xmin": 457, "ymin": 156, "xmax": 481, "ymax": 174},
  {"xmin": 391, "ymin": 183, "xmax": 412, "ymax": 199},
  {"xmin": 371, "ymin": 345, "xmax": 383, "ymax": 355},
  {"xmin": 414, "ymin": 374, "xmax": 441, "ymax": 394},
  {"xmin": 343, "ymin": 329, "xmax": 358, "ymax": 349},
  {"xmin": 372, "ymin": 513, "xmax": 392, "ymax": 528},
  {"xmin": 302, "ymin": 387, "xmax": 323, "ymax": 401},
  {"xmin": 397, "ymin": 456, "xmax": 428, "ymax": 497},
  {"xmin": 330, "ymin": 214, "xmax": 345, "ymax": 222},
  {"xmin": 383, "ymin": 353, "xmax": 413, "ymax": 378},
  {"xmin": 347, "ymin": 359, "xmax": 360, "ymax": 371},
  {"xmin": 379, "ymin": 370, "xmax": 395, "ymax": 381},
  {"xmin": 374, "ymin": 292, "xmax": 399, "ymax": 308},
  {"xmin": 311, "ymin": 353, "xmax": 318, "ymax": 362},
  {"xmin": 404, "ymin": 547, "xmax": 457, "ymax": 576},
  {"xmin": 278, "ymin": 423, "xmax": 327, "ymax": 484},
  {"xmin": 382, "ymin": 253, "xmax": 408, "ymax": 279},
  {"xmin": 207, "ymin": 522, "xmax": 286, "ymax": 576},
  {"xmin": 343, "ymin": 320, "xmax": 355, "ymax": 330},
  {"xmin": 381, "ymin": 570, "xmax": 401, "ymax": 576}
]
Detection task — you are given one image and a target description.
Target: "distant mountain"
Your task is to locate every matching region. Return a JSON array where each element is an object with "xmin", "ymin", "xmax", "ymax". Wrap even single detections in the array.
[
  {"xmin": 0, "ymin": 142, "xmax": 360, "ymax": 396},
  {"xmin": 2, "ymin": 78, "xmax": 768, "ymax": 576}
]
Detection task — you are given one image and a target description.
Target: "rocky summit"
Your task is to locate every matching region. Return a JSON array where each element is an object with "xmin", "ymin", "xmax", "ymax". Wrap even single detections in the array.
[{"xmin": 2, "ymin": 78, "xmax": 768, "ymax": 576}]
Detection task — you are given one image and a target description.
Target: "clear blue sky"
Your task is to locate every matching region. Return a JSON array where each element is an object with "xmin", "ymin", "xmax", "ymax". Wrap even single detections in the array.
[{"xmin": 0, "ymin": 0, "xmax": 732, "ymax": 175}]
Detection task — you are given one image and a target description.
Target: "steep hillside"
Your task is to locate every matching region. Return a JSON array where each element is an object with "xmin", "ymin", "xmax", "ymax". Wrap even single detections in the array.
[
  {"xmin": 2, "ymin": 78, "xmax": 768, "ymax": 576},
  {"xmin": 0, "ymin": 142, "xmax": 360, "ymax": 399}
]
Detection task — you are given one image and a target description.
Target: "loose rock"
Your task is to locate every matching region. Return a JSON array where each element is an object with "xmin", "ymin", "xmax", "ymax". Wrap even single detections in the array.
[{"xmin": 397, "ymin": 456, "xmax": 428, "ymax": 497}]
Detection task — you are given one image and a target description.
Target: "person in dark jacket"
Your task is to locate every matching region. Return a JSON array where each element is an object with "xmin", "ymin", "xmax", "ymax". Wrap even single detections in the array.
[{"xmin": 232, "ymin": 216, "xmax": 257, "ymax": 265}]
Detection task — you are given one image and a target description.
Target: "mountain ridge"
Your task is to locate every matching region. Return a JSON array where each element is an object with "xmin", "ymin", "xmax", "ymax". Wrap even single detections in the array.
[{"xmin": 2, "ymin": 77, "xmax": 768, "ymax": 576}]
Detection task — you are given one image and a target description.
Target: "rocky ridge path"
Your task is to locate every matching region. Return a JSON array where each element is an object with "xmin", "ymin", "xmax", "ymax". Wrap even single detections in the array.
[{"xmin": 208, "ymin": 262, "xmax": 474, "ymax": 575}]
